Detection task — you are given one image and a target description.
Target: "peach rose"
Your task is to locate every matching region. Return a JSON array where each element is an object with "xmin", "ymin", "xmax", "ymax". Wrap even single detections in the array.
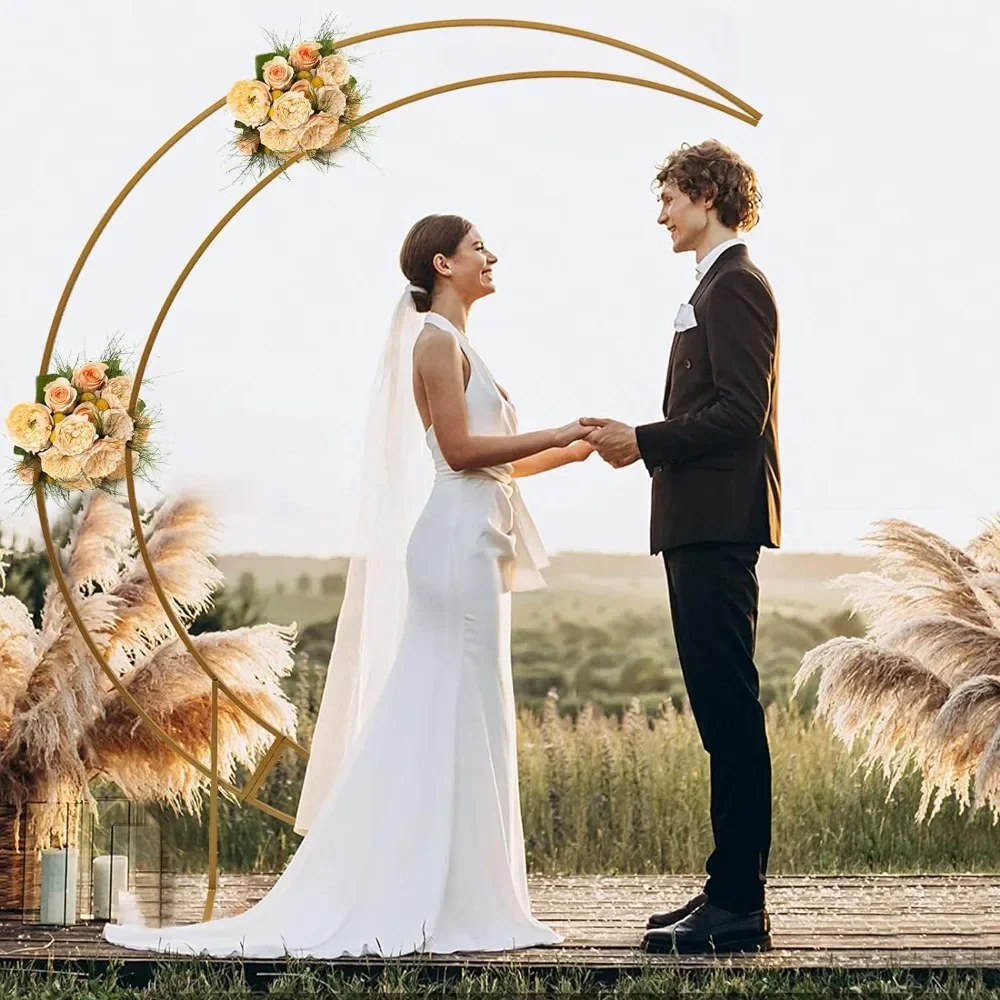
[
  {"xmin": 261, "ymin": 56, "xmax": 295, "ymax": 92},
  {"xmin": 40, "ymin": 447, "xmax": 84, "ymax": 483},
  {"xmin": 52, "ymin": 413, "xmax": 97, "ymax": 456},
  {"xmin": 101, "ymin": 408, "xmax": 134, "ymax": 442},
  {"xmin": 15, "ymin": 458, "xmax": 41, "ymax": 485},
  {"xmin": 259, "ymin": 122, "xmax": 301, "ymax": 153},
  {"xmin": 270, "ymin": 91, "xmax": 313, "ymax": 131},
  {"xmin": 315, "ymin": 86, "xmax": 346, "ymax": 118},
  {"xmin": 43, "ymin": 377, "xmax": 78, "ymax": 414},
  {"xmin": 5, "ymin": 402, "xmax": 53, "ymax": 453},
  {"xmin": 315, "ymin": 53, "xmax": 350, "ymax": 87},
  {"xmin": 100, "ymin": 374, "xmax": 133, "ymax": 411},
  {"xmin": 227, "ymin": 79, "xmax": 271, "ymax": 127},
  {"xmin": 72, "ymin": 401, "xmax": 99, "ymax": 425},
  {"xmin": 81, "ymin": 438, "xmax": 126, "ymax": 480},
  {"xmin": 72, "ymin": 362, "xmax": 108, "ymax": 393},
  {"xmin": 297, "ymin": 113, "xmax": 343, "ymax": 151},
  {"xmin": 289, "ymin": 40, "xmax": 323, "ymax": 72},
  {"xmin": 236, "ymin": 129, "xmax": 261, "ymax": 156},
  {"xmin": 322, "ymin": 125, "xmax": 352, "ymax": 152},
  {"xmin": 289, "ymin": 79, "xmax": 317, "ymax": 105}
]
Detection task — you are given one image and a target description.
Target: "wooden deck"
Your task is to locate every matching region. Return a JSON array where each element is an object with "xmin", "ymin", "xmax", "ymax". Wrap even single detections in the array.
[{"xmin": 2, "ymin": 873, "xmax": 1000, "ymax": 975}]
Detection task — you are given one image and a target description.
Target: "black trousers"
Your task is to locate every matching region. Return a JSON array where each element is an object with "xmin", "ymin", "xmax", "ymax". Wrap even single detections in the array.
[{"xmin": 663, "ymin": 541, "xmax": 771, "ymax": 913}]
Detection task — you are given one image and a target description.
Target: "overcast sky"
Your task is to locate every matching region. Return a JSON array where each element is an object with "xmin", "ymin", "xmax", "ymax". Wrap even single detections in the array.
[{"xmin": 1, "ymin": 0, "xmax": 997, "ymax": 557}]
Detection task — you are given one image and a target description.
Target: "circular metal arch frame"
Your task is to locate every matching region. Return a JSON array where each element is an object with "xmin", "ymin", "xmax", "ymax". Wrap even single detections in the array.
[{"xmin": 33, "ymin": 18, "xmax": 760, "ymax": 919}]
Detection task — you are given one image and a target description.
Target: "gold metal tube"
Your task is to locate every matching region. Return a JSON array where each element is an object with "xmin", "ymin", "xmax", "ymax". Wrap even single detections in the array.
[
  {"xmin": 203, "ymin": 679, "xmax": 220, "ymax": 922},
  {"xmin": 37, "ymin": 22, "xmax": 761, "ymax": 856},
  {"xmin": 33, "ymin": 484, "xmax": 242, "ymax": 800},
  {"xmin": 39, "ymin": 100, "xmax": 225, "ymax": 376},
  {"xmin": 240, "ymin": 735, "xmax": 287, "ymax": 803},
  {"xmin": 334, "ymin": 18, "xmax": 761, "ymax": 122}
]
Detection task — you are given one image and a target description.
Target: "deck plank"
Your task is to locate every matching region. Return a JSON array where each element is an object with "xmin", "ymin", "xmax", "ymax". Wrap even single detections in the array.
[{"xmin": 2, "ymin": 873, "xmax": 1000, "ymax": 971}]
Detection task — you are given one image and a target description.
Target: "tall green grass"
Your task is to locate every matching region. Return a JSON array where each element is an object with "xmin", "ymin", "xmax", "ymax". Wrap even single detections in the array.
[
  {"xmin": 159, "ymin": 694, "xmax": 999, "ymax": 875},
  {"xmin": 2, "ymin": 962, "xmax": 1000, "ymax": 998},
  {"xmin": 518, "ymin": 694, "xmax": 1000, "ymax": 875}
]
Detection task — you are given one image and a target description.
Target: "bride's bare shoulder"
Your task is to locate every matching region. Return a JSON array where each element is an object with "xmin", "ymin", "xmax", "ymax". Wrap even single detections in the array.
[{"xmin": 413, "ymin": 323, "xmax": 459, "ymax": 361}]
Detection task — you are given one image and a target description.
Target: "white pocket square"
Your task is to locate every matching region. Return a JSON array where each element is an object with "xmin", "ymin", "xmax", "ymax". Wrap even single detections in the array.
[{"xmin": 674, "ymin": 302, "xmax": 697, "ymax": 333}]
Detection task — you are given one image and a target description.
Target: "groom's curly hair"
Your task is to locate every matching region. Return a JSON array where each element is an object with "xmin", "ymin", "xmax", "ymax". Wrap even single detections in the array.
[{"xmin": 653, "ymin": 139, "xmax": 762, "ymax": 231}]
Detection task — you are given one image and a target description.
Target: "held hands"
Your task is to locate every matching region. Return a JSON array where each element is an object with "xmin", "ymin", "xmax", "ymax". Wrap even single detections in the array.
[
  {"xmin": 552, "ymin": 420, "xmax": 594, "ymax": 448},
  {"xmin": 579, "ymin": 417, "xmax": 641, "ymax": 469}
]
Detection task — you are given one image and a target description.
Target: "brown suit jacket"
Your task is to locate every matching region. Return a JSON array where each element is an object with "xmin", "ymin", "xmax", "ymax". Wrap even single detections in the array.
[{"xmin": 634, "ymin": 243, "xmax": 781, "ymax": 555}]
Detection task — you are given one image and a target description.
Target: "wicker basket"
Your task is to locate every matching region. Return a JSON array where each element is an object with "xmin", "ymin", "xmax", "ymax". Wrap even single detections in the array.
[{"xmin": 0, "ymin": 803, "xmax": 81, "ymax": 918}]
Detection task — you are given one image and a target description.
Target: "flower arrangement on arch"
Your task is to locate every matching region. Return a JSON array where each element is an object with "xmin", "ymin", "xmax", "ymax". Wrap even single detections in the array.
[
  {"xmin": 5, "ymin": 339, "xmax": 157, "ymax": 502},
  {"xmin": 227, "ymin": 17, "xmax": 370, "ymax": 180}
]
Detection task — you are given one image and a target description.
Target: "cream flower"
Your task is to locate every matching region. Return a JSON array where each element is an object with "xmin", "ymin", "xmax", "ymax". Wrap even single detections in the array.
[
  {"xmin": 315, "ymin": 86, "xmax": 347, "ymax": 118},
  {"xmin": 289, "ymin": 40, "xmax": 323, "ymax": 71},
  {"xmin": 236, "ymin": 129, "xmax": 261, "ymax": 156},
  {"xmin": 72, "ymin": 362, "xmax": 108, "ymax": 393},
  {"xmin": 101, "ymin": 408, "xmax": 134, "ymax": 442},
  {"xmin": 322, "ymin": 125, "xmax": 352, "ymax": 152},
  {"xmin": 81, "ymin": 438, "xmax": 126, "ymax": 480},
  {"xmin": 297, "ymin": 113, "xmax": 343, "ymax": 151},
  {"xmin": 100, "ymin": 374, "xmax": 133, "ymax": 410},
  {"xmin": 315, "ymin": 53, "xmax": 350, "ymax": 87},
  {"xmin": 259, "ymin": 122, "xmax": 301, "ymax": 153},
  {"xmin": 40, "ymin": 447, "xmax": 84, "ymax": 483},
  {"xmin": 43, "ymin": 377, "xmax": 78, "ymax": 414},
  {"xmin": 5, "ymin": 402, "xmax": 53, "ymax": 453},
  {"xmin": 52, "ymin": 413, "xmax": 97, "ymax": 456},
  {"xmin": 227, "ymin": 79, "xmax": 272, "ymax": 127},
  {"xmin": 107, "ymin": 449, "xmax": 137, "ymax": 481},
  {"xmin": 270, "ymin": 91, "xmax": 313, "ymax": 130},
  {"xmin": 261, "ymin": 56, "xmax": 295, "ymax": 92}
]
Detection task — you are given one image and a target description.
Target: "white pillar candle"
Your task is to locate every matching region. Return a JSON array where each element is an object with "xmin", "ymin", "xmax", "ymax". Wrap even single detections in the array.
[
  {"xmin": 40, "ymin": 848, "xmax": 79, "ymax": 925},
  {"xmin": 92, "ymin": 854, "xmax": 129, "ymax": 920}
]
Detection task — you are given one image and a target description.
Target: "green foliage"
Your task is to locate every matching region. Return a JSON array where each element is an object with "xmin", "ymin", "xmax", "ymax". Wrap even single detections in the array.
[
  {"xmin": 3, "ymin": 964, "xmax": 999, "ymax": 999},
  {"xmin": 0, "ymin": 501, "xmax": 78, "ymax": 627},
  {"xmin": 189, "ymin": 572, "xmax": 267, "ymax": 635}
]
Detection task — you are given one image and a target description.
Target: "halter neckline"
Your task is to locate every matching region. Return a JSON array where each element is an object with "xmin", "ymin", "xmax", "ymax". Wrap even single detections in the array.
[{"xmin": 425, "ymin": 312, "xmax": 467, "ymax": 340}]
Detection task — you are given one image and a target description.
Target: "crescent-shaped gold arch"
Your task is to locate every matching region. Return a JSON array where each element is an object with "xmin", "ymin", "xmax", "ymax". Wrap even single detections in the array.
[{"xmin": 34, "ymin": 18, "xmax": 761, "ymax": 920}]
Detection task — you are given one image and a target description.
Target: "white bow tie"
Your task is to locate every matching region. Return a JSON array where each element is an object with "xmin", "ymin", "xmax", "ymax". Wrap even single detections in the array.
[{"xmin": 674, "ymin": 301, "xmax": 697, "ymax": 333}]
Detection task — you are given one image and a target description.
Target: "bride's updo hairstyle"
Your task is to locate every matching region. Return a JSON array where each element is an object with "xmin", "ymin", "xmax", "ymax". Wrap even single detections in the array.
[{"xmin": 399, "ymin": 214, "xmax": 473, "ymax": 312}]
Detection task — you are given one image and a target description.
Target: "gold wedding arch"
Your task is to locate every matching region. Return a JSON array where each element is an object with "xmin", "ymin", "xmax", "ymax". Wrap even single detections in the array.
[{"xmin": 33, "ymin": 18, "xmax": 761, "ymax": 919}]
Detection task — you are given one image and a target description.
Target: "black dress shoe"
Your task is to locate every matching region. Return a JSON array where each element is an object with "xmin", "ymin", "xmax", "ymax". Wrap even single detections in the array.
[
  {"xmin": 646, "ymin": 891, "xmax": 707, "ymax": 929},
  {"xmin": 641, "ymin": 902, "xmax": 772, "ymax": 954}
]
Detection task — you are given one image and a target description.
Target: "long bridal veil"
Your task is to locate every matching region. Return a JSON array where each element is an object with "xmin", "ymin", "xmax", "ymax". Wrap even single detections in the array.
[{"xmin": 294, "ymin": 286, "xmax": 433, "ymax": 834}]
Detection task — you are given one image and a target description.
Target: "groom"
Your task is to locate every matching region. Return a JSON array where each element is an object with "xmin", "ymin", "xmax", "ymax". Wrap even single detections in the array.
[{"xmin": 582, "ymin": 139, "xmax": 780, "ymax": 955}]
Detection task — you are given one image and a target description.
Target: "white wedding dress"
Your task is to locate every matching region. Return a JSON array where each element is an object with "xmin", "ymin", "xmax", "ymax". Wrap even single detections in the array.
[{"xmin": 103, "ymin": 311, "xmax": 563, "ymax": 958}]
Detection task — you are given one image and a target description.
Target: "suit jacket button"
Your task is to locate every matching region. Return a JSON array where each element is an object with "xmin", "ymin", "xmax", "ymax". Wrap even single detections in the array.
[{"xmin": 684, "ymin": 359, "xmax": 692, "ymax": 369}]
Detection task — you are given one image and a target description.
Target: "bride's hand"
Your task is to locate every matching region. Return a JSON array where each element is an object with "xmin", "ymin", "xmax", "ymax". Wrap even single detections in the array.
[
  {"xmin": 567, "ymin": 439, "xmax": 595, "ymax": 461},
  {"xmin": 552, "ymin": 420, "xmax": 590, "ymax": 448}
]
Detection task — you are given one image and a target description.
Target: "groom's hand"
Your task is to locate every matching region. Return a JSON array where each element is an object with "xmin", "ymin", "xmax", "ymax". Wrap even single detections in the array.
[{"xmin": 580, "ymin": 417, "xmax": 641, "ymax": 469}]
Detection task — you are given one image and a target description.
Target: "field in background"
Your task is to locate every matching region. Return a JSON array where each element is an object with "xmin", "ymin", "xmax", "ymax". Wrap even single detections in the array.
[
  {"xmin": 215, "ymin": 550, "xmax": 870, "ymax": 716},
  {"xmin": 217, "ymin": 549, "xmax": 873, "ymax": 626},
  {"xmin": 93, "ymin": 547, "xmax": 996, "ymax": 877}
]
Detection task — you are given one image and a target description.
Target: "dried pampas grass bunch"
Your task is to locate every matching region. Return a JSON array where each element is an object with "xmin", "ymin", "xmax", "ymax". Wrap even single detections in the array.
[
  {"xmin": 0, "ymin": 492, "xmax": 297, "ymax": 846},
  {"xmin": 795, "ymin": 515, "xmax": 1000, "ymax": 822}
]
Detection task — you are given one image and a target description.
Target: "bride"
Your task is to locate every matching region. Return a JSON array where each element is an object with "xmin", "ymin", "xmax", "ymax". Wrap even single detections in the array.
[{"xmin": 104, "ymin": 214, "xmax": 594, "ymax": 958}]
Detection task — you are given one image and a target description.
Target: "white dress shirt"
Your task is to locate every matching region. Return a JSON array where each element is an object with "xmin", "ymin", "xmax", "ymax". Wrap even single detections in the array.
[
  {"xmin": 673, "ymin": 237, "xmax": 746, "ymax": 333},
  {"xmin": 694, "ymin": 236, "xmax": 746, "ymax": 284}
]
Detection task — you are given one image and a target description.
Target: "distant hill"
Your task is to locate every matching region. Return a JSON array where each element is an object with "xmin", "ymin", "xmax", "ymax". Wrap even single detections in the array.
[{"xmin": 217, "ymin": 549, "xmax": 876, "ymax": 619}]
